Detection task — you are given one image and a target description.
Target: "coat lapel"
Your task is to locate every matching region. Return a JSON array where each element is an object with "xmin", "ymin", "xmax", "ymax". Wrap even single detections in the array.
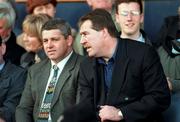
[
  {"xmin": 0, "ymin": 62, "xmax": 13, "ymax": 83},
  {"xmin": 106, "ymin": 39, "xmax": 130, "ymax": 105},
  {"xmin": 38, "ymin": 59, "xmax": 51, "ymax": 102},
  {"xmin": 91, "ymin": 59, "xmax": 107, "ymax": 106},
  {"xmin": 51, "ymin": 52, "xmax": 77, "ymax": 107}
]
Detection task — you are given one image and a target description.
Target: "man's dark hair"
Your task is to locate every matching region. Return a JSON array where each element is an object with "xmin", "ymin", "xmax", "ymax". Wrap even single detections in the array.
[
  {"xmin": 115, "ymin": 0, "xmax": 143, "ymax": 14},
  {"xmin": 41, "ymin": 18, "xmax": 72, "ymax": 39},
  {"xmin": 78, "ymin": 8, "xmax": 119, "ymax": 38}
]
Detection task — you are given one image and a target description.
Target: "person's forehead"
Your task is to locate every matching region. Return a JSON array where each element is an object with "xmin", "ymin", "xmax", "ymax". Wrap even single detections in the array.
[
  {"xmin": 118, "ymin": 2, "xmax": 140, "ymax": 10},
  {"xmin": 42, "ymin": 29, "xmax": 62, "ymax": 38},
  {"xmin": 0, "ymin": 18, "xmax": 7, "ymax": 29},
  {"xmin": 91, "ymin": 0, "xmax": 113, "ymax": 3},
  {"xmin": 80, "ymin": 20, "xmax": 92, "ymax": 31},
  {"xmin": 91, "ymin": 0, "xmax": 113, "ymax": 6},
  {"xmin": 0, "ymin": 18, "xmax": 7, "ymax": 24},
  {"xmin": 35, "ymin": 3, "xmax": 54, "ymax": 8}
]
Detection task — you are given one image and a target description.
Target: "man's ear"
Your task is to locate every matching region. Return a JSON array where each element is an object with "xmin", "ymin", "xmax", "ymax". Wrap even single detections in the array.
[
  {"xmin": 115, "ymin": 12, "xmax": 120, "ymax": 24},
  {"xmin": 66, "ymin": 35, "xmax": 73, "ymax": 46},
  {"xmin": 140, "ymin": 13, "xmax": 144, "ymax": 24},
  {"xmin": 101, "ymin": 28, "xmax": 109, "ymax": 38}
]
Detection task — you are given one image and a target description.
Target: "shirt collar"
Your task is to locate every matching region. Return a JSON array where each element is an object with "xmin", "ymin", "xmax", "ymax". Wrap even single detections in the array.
[
  {"xmin": 172, "ymin": 39, "xmax": 180, "ymax": 54},
  {"xmin": 2, "ymin": 33, "xmax": 11, "ymax": 43},
  {"xmin": 0, "ymin": 62, "xmax": 5, "ymax": 71},
  {"xmin": 51, "ymin": 51, "xmax": 73, "ymax": 70},
  {"xmin": 98, "ymin": 41, "xmax": 118, "ymax": 64},
  {"xmin": 137, "ymin": 33, "xmax": 145, "ymax": 43}
]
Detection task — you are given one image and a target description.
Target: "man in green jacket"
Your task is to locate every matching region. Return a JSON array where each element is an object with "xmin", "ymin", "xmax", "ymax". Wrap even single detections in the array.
[{"xmin": 16, "ymin": 18, "xmax": 84, "ymax": 122}]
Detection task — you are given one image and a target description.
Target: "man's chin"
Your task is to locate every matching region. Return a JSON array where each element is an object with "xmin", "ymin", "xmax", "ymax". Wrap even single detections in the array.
[
  {"xmin": 87, "ymin": 53, "xmax": 93, "ymax": 58},
  {"xmin": 87, "ymin": 53, "xmax": 96, "ymax": 58}
]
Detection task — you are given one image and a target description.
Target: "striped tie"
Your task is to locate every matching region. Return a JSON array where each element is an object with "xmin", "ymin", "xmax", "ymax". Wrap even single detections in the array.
[{"xmin": 38, "ymin": 65, "xmax": 59, "ymax": 122}]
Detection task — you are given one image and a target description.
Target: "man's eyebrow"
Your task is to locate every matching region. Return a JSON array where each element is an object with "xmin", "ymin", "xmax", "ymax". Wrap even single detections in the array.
[
  {"xmin": 80, "ymin": 31, "xmax": 86, "ymax": 35},
  {"xmin": 80, "ymin": 31, "xmax": 89, "ymax": 35}
]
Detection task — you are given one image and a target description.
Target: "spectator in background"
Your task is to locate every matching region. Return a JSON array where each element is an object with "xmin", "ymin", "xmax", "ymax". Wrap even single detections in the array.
[
  {"xmin": 16, "ymin": 18, "xmax": 84, "ymax": 122},
  {"xmin": 115, "ymin": 0, "xmax": 152, "ymax": 45},
  {"xmin": 20, "ymin": 14, "xmax": 51, "ymax": 69},
  {"xmin": 156, "ymin": 5, "xmax": 180, "ymax": 122},
  {"xmin": 73, "ymin": 0, "xmax": 120, "ymax": 56},
  {"xmin": 86, "ymin": 0, "xmax": 119, "ymax": 30},
  {"xmin": 16, "ymin": 0, "xmax": 57, "ymax": 50},
  {"xmin": 77, "ymin": 9, "xmax": 170, "ymax": 122},
  {"xmin": 0, "ymin": 36, "xmax": 27, "ymax": 122},
  {"xmin": 26, "ymin": 0, "xmax": 57, "ymax": 18},
  {"xmin": 0, "ymin": 0, "xmax": 17, "ymax": 19},
  {"xmin": 0, "ymin": 2, "xmax": 25, "ymax": 65}
]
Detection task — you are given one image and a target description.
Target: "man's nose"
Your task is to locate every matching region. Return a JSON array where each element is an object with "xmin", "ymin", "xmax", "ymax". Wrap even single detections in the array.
[
  {"xmin": 127, "ymin": 13, "xmax": 133, "ymax": 20},
  {"xmin": 80, "ymin": 35, "xmax": 88, "ymax": 44},
  {"xmin": 47, "ymin": 40, "xmax": 53, "ymax": 48}
]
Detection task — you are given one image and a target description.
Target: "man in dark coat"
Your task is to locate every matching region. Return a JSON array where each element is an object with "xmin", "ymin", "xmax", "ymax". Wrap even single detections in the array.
[
  {"xmin": 77, "ymin": 9, "xmax": 170, "ymax": 122},
  {"xmin": 0, "ymin": 2, "xmax": 25, "ymax": 65},
  {"xmin": 0, "ymin": 37, "xmax": 27, "ymax": 122}
]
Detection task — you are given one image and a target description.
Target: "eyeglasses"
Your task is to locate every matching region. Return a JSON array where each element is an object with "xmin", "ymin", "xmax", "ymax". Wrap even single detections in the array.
[{"xmin": 120, "ymin": 10, "xmax": 141, "ymax": 16}]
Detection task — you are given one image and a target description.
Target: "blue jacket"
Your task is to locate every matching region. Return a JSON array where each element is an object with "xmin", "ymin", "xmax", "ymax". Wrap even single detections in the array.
[{"xmin": 0, "ymin": 61, "xmax": 27, "ymax": 122}]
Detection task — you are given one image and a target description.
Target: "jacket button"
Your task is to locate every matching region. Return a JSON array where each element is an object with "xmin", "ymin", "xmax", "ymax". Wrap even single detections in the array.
[{"xmin": 124, "ymin": 97, "xmax": 129, "ymax": 101}]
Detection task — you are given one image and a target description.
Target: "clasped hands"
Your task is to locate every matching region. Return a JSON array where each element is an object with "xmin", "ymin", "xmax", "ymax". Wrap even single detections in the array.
[{"xmin": 98, "ymin": 105, "xmax": 123, "ymax": 122}]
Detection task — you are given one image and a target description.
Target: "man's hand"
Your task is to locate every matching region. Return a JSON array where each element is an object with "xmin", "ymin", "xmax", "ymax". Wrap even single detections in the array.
[{"xmin": 99, "ymin": 105, "xmax": 123, "ymax": 122}]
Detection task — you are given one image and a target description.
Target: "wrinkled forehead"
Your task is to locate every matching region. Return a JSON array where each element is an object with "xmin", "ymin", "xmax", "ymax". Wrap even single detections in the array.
[
  {"xmin": 42, "ymin": 29, "xmax": 62, "ymax": 38},
  {"xmin": 79, "ymin": 20, "xmax": 93, "ymax": 33},
  {"xmin": 89, "ymin": 0, "xmax": 114, "ymax": 8},
  {"xmin": 89, "ymin": 0, "xmax": 113, "ymax": 3},
  {"xmin": 34, "ymin": 3, "xmax": 54, "ymax": 8}
]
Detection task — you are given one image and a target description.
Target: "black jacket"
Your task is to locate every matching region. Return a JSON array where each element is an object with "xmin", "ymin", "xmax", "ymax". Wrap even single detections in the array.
[
  {"xmin": 4, "ymin": 31, "xmax": 25, "ymax": 65},
  {"xmin": 0, "ymin": 61, "xmax": 27, "ymax": 122},
  {"xmin": 156, "ymin": 15, "xmax": 180, "ymax": 57},
  {"xmin": 79, "ymin": 38, "xmax": 170, "ymax": 122}
]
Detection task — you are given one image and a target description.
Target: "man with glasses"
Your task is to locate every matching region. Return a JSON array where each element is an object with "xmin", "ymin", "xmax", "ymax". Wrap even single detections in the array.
[{"xmin": 115, "ymin": 0, "xmax": 152, "ymax": 45}]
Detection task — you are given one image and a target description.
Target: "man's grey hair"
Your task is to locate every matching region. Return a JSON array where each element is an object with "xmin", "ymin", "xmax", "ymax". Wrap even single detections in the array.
[
  {"xmin": 41, "ymin": 18, "xmax": 72, "ymax": 39},
  {"xmin": 0, "ymin": 1, "xmax": 16, "ymax": 29}
]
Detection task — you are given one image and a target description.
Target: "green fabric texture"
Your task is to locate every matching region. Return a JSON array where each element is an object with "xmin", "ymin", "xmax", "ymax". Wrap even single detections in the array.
[{"xmin": 158, "ymin": 46, "xmax": 180, "ymax": 92}]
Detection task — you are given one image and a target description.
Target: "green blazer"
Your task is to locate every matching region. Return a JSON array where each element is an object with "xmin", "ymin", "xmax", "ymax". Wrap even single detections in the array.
[
  {"xmin": 16, "ymin": 52, "xmax": 84, "ymax": 122},
  {"xmin": 158, "ymin": 46, "xmax": 180, "ymax": 93}
]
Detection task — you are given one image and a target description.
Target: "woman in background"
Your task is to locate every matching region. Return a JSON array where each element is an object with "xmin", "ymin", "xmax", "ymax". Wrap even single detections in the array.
[{"xmin": 20, "ymin": 14, "xmax": 51, "ymax": 68}]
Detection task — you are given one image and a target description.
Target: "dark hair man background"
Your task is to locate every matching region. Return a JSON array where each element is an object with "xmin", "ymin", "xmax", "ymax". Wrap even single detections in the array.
[{"xmin": 77, "ymin": 8, "xmax": 170, "ymax": 122}]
